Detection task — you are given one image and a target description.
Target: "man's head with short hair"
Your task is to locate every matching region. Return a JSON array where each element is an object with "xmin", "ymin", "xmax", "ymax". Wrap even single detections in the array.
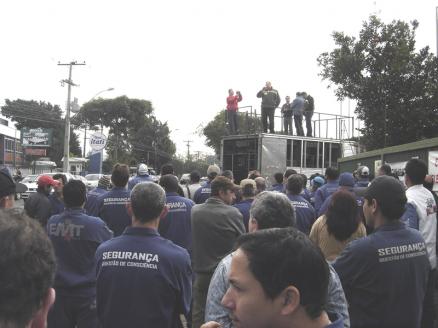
[
  {"xmin": 249, "ymin": 191, "xmax": 295, "ymax": 231},
  {"xmin": 211, "ymin": 176, "xmax": 236, "ymax": 205},
  {"xmin": 286, "ymin": 174, "xmax": 303, "ymax": 195},
  {"xmin": 0, "ymin": 208, "xmax": 56, "ymax": 328},
  {"xmin": 325, "ymin": 167, "xmax": 339, "ymax": 181},
  {"xmin": 221, "ymin": 170, "xmax": 234, "ymax": 182},
  {"xmin": 0, "ymin": 168, "xmax": 17, "ymax": 208},
  {"xmin": 283, "ymin": 168, "xmax": 297, "ymax": 181},
  {"xmin": 273, "ymin": 172, "xmax": 283, "ymax": 184},
  {"xmin": 248, "ymin": 170, "xmax": 261, "ymax": 180},
  {"xmin": 160, "ymin": 163, "xmax": 175, "ymax": 176},
  {"xmin": 190, "ymin": 170, "xmax": 201, "ymax": 184},
  {"xmin": 378, "ymin": 164, "xmax": 392, "ymax": 176},
  {"xmin": 159, "ymin": 174, "xmax": 179, "ymax": 193},
  {"xmin": 111, "ymin": 163, "xmax": 130, "ymax": 188},
  {"xmin": 363, "ymin": 176, "xmax": 407, "ymax": 227},
  {"xmin": 405, "ymin": 159, "xmax": 428, "ymax": 187},
  {"xmin": 63, "ymin": 180, "xmax": 87, "ymax": 208},
  {"xmin": 299, "ymin": 174, "xmax": 307, "ymax": 188},
  {"xmin": 240, "ymin": 179, "xmax": 256, "ymax": 199},
  {"xmin": 130, "ymin": 183, "xmax": 166, "ymax": 223},
  {"xmin": 221, "ymin": 228, "xmax": 329, "ymax": 327},
  {"xmin": 52, "ymin": 173, "xmax": 67, "ymax": 195},
  {"xmin": 254, "ymin": 177, "xmax": 266, "ymax": 194}
]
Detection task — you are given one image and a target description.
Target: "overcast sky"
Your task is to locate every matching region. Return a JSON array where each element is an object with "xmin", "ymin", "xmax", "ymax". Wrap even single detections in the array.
[{"xmin": 1, "ymin": 0, "xmax": 437, "ymax": 157}]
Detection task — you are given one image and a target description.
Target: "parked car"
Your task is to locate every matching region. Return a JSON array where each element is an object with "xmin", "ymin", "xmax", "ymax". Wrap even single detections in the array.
[
  {"xmin": 20, "ymin": 174, "xmax": 39, "ymax": 200},
  {"xmin": 85, "ymin": 174, "xmax": 104, "ymax": 189}
]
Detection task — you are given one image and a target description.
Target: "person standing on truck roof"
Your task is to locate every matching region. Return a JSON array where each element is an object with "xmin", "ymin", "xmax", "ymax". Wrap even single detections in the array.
[
  {"xmin": 257, "ymin": 81, "xmax": 280, "ymax": 134},
  {"xmin": 226, "ymin": 89, "xmax": 242, "ymax": 135}
]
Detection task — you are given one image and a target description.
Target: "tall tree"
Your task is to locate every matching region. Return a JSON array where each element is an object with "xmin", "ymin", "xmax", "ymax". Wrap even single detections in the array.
[
  {"xmin": 1, "ymin": 99, "xmax": 81, "ymax": 164},
  {"xmin": 202, "ymin": 110, "xmax": 262, "ymax": 155},
  {"xmin": 318, "ymin": 16, "xmax": 438, "ymax": 150},
  {"xmin": 74, "ymin": 96, "xmax": 175, "ymax": 168}
]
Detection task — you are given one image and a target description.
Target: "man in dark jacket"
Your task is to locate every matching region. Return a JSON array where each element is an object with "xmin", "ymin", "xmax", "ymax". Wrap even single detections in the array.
[
  {"xmin": 303, "ymin": 92, "xmax": 315, "ymax": 137},
  {"xmin": 85, "ymin": 175, "xmax": 111, "ymax": 215},
  {"xmin": 333, "ymin": 176, "xmax": 430, "ymax": 328},
  {"xmin": 257, "ymin": 81, "xmax": 280, "ymax": 133},
  {"xmin": 281, "ymin": 95, "xmax": 293, "ymax": 135},
  {"xmin": 49, "ymin": 173, "xmax": 67, "ymax": 216},
  {"xmin": 25, "ymin": 175, "xmax": 59, "ymax": 227},
  {"xmin": 47, "ymin": 180, "xmax": 113, "ymax": 328}
]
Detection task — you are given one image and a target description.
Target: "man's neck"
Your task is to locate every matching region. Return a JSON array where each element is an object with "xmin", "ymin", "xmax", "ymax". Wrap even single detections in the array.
[
  {"xmin": 288, "ymin": 309, "xmax": 331, "ymax": 328},
  {"xmin": 132, "ymin": 217, "xmax": 160, "ymax": 230}
]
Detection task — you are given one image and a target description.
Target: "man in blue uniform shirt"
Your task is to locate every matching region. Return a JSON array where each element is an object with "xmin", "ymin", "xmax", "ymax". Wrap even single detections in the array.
[
  {"xmin": 233, "ymin": 179, "xmax": 256, "ymax": 231},
  {"xmin": 47, "ymin": 180, "xmax": 113, "ymax": 328},
  {"xmin": 269, "ymin": 172, "xmax": 284, "ymax": 192},
  {"xmin": 85, "ymin": 175, "xmax": 111, "ymax": 215},
  {"xmin": 203, "ymin": 228, "xmax": 344, "ymax": 328},
  {"xmin": 159, "ymin": 174, "xmax": 195, "ymax": 254},
  {"xmin": 333, "ymin": 176, "xmax": 430, "ymax": 328},
  {"xmin": 95, "ymin": 182, "xmax": 192, "ymax": 328},
  {"xmin": 286, "ymin": 174, "xmax": 316, "ymax": 235},
  {"xmin": 128, "ymin": 163, "xmax": 154, "ymax": 190},
  {"xmin": 314, "ymin": 167, "xmax": 339, "ymax": 213},
  {"xmin": 194, "ymin": 164, "xmax": 220, "ymax": 204},
  {"xmin": 354, "ymin": 166, "xmax": 370, "ymax": 187},
  {"xmin": 95, "ymin": 164, "xmax": 131, "ymax": 236}
]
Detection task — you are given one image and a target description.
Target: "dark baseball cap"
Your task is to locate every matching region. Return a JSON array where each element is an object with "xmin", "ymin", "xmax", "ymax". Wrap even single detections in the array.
[
  {"xmin": 364, "ymin": 176, "xmax": 407, "ymax": 219},
  {"xmin": 0, "ymin": 168, "xmax": 27, "ymax": 198}
]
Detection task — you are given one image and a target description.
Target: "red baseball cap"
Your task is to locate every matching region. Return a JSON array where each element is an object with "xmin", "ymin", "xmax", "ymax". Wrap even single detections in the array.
[{"xmin": 37, "ymin": 175, "xmax": 60, "ymax": 187}]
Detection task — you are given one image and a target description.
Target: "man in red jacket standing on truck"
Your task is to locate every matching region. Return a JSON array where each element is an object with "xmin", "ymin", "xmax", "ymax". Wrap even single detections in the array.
[{"xmin": 226, "ymin": 89, "xmax": 242, "ymax": 135}]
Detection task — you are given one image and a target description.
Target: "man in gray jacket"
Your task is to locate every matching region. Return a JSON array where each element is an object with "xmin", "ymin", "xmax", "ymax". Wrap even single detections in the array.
[
  {"xmin": 191, "ymin": 176, "xmax": 245, "ymax": 328},
  {"xmin": 257, "ymin": 81, "xmax": 280, "ymax": 133}
]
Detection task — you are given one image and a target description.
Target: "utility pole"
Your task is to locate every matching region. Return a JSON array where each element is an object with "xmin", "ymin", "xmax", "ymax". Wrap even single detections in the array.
[
  {"xmin": 184, "ymin": 140, "xmax": 192, "ymax": 161},
  {"xmin": 58, "ymin": 61, "xmax": 85, "ymax": 173}
]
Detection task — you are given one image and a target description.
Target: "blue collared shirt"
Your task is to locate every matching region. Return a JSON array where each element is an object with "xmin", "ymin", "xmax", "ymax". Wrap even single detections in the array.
[{"xmin": 95, "ymin": 226, "xmax": 192, "ymax": 328}]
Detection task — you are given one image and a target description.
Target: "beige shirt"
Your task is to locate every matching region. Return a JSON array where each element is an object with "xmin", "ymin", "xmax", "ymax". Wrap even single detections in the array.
[{"xmin": 310, "ymin": 215, "xmax": 366, "ymax": 262}]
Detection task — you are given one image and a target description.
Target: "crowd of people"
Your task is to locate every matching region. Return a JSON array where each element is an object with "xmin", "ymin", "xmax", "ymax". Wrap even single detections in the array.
[
  {"xmin": 226, "ymin": 81, "xmax": 315, "ymax": 136},
  {"xmin": 0, "ymin": 158, "xmax": 437, "ymax": 328}
]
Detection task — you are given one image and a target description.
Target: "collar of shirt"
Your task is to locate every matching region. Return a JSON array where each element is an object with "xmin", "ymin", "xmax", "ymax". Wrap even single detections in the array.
[
  {"xmin": 239, "ymin": 199, "xmax": 254, "ymax": 204},
  {"xmin": 374, "ymin": 220, "xmax": 405, "ymax": 233},
  {"xmin": 206, "ymin": 197, "xmax": 226, "ymax": 205},
  {"xmin": 59, "ymin": 207, "xmax": 85, "ymax": 217},
  {"xmin": 166, "ymin": 192, "xmax": 180, "ymax": 197},
  {"xmin": 112, "ymin": 186, "xmax": 128, "ymax": 191},
  {"xmin": 123, "ymin": 226, "xmax": 159, "ymax": 237}
]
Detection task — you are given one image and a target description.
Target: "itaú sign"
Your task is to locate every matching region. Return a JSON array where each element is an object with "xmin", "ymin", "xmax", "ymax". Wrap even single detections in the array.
[{"xmin": 89, "ymin": 132, "xmax": 107, "ymax": 151}]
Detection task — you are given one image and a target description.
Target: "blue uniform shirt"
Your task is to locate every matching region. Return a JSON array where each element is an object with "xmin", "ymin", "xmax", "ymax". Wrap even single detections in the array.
[
  {"xmin": 97, "ymin": 187, "xmax": 131, "ymax": 237},
  {"xmin": 47, "ymin": 208, "xmax": 113, "ymax": 297},
  {"xmin": 354, "ymin": 179, "xmax": 369, "ymax": 188},
  {"xmin": 85, "ymin": 187, "xmax": 108, "ymax": 216},
  {"xmin": 314, "ymin": 180, "xmax": 339, "ymax": 212},
  {"xmin": 128, "ymin": 174, "xmax": 154, "ymax": 190},
  {"xmin": 333, "ymin": 221, "xmax": 429, "ymax": 328},
  {"xmin": 95, "ymin": 227, "xmax": 192, "ymax": 328},
  {"xmin": 318, "ymin": 190, "xmax": 364, "ymax": 217},
  {"xmin": 233, "ymin": 199, "xmax": 253, "ymax": 231},
  {"xmin": 193, "ymin": 180, "xmax": 213, "ymax": 204},
  {"xmin": 287, "ymin": 194, "xmax": 316, "ymax": 235},
  {"xmin": 49, "ymin": 193, "xmax": 65, "ymax": 216},
  {"xmin": 300, "ymin": 188, "xmax": 312, "ymax": 202},
  {"xmin": 159, "ymin": 192, "xmax": 195, "ymax": 253},
  {"xmin": 269, "ymin": 183, "xmax": 284, "ymax": 193}
]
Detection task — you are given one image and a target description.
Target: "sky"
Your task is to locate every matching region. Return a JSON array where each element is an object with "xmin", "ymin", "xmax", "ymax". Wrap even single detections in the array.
[{"xmin": 1, "ymin": 0, "xmax": 437, "ymax": 158}]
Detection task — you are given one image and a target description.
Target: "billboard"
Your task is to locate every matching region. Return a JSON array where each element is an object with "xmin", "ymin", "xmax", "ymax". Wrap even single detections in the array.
[{"xmin": 21, "ymin": 128, "xmax": 52, "ymax": 147}]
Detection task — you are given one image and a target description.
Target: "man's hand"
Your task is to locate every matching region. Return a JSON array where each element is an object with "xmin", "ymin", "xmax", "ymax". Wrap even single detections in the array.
[{"xmin": 201, "ymin": 321, "xmax": 222, "ymax": 328}]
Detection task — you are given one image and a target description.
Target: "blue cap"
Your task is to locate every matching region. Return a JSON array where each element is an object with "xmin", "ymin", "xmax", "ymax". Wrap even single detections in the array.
[
  {"xmin": 339, "ymin": 172, "xmax": 355, "ymax": 187},
  {"xmin": 312, "ymin": 176, "xmax": 325, "ymax": 186}
]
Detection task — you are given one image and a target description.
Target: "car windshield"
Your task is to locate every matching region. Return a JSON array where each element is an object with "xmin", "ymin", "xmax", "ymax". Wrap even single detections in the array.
[
  {"xmin": 22, "ymin": 175, "xmax": 38, "ymax": 183},
  {"xmin": 85, "ymin": 174, "xmax": 100, "ymax": 181}
]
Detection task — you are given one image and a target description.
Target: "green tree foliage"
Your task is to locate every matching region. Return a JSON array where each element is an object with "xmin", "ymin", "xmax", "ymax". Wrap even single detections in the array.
[
  {"xmin": 73, "ymin": 96, "xmax": 175, "ymax": 168},
  {"xmin": 202, "ymin": 110, "xmax": 262, "ymax": 154},
  {"xmin": 1, "ymin": 99, "xmax": 82, "ymax": 164},
  {"xmin": 318, "ymin": 16, "xmax": 438, "ymax": 150}
]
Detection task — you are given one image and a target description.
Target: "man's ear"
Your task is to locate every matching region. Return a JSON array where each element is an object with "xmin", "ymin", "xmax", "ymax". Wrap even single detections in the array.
[
  {"xmin": 279, "ymin": 286, "xmax": 300, "ymax": 316},
  {"xmin": 126, "ymin": 201, "xmax": 133, "ymax": 217},
  {"xmin": 160, "ymin": 206, "xmax": 169, "ymax": 219},
  {"xmin": 30, "ymin": 287, "xmax": 55, "ymax": 328}
]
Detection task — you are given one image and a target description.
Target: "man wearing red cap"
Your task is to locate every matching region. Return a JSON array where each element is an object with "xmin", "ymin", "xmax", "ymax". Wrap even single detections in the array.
[{"xmin": 25, "ymin": 175, "xmax": 59, "ymax": 227}]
